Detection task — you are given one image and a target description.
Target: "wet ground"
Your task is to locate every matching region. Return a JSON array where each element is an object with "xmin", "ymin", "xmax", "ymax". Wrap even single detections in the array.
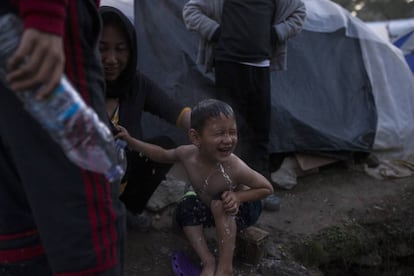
[{"xmin": 124, "ymin": 162, "xmax": 414, "ymax": 275}]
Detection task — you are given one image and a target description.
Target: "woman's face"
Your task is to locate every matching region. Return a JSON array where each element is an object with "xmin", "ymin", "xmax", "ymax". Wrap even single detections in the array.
[{"xmin": 99, "ymin": 25, "xmax": 130, "ymax": 81}]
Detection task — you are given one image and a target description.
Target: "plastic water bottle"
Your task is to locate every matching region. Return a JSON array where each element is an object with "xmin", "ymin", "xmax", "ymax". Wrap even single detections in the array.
[{"xmin": 0, "ymin": 13, "xmax": 126, "ymax": 183}]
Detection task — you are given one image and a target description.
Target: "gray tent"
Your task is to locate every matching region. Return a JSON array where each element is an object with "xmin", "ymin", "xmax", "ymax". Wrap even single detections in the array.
[{"xmin": 102, "ymin": 0, "xmax": 414, "ymax": 163}]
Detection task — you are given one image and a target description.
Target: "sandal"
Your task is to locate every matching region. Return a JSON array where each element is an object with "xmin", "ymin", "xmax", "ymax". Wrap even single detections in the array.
[{"xmin": 171, "ymin": 251, "xmax": 201, "ymax": 276}]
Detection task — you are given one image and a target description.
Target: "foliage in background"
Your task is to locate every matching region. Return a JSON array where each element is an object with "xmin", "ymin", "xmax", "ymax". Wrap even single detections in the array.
[{"xmin": 332, "ymin": 0, "xmax": 414, "ymax": 21}]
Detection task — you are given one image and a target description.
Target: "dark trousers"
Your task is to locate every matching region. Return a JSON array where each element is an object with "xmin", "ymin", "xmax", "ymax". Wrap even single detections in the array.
[
  {"xmin": 215, "ymin": 61, "xmax": 271, "ymax": 179},
  {"xmin": 0, "ymin": 1, "xmax": 125, "ymax": 274},
  {"xmin": 119, "ymin": 136, "xmax": 175, "ymax": 214},
  {"xmin": 0, "ymin": 69, "xmax": 125, "ymax": 276}
]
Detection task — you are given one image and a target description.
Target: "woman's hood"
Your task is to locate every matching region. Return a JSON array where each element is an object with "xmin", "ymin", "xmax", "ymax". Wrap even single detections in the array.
[{"xmin": 100, "ymin": 6, "xmax": 138, "ymax": 98}]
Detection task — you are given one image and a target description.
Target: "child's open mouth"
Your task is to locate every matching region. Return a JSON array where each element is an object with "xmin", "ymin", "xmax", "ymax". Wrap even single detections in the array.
[{"xmin": 218, "ymin": 146, "xmax": 232, "ymax": 154}]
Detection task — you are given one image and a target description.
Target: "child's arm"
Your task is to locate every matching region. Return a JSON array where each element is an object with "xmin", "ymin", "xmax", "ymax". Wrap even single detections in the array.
[
  {"xmin": 115, "ymin": 125, "xmax": 179, "ymax": 164},
  {"xmin": 221, "ymin": 157, "xmax": 274, "ymax": 213},
  {"xmin": 235, "ymin": 169, "xmax": 274, "ymax": 202}
]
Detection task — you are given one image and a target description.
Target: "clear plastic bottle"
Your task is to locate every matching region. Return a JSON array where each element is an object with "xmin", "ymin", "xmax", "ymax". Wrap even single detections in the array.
[{"xmin": 0, "ymin": 13, "xmax": 126, "ymax": 183}]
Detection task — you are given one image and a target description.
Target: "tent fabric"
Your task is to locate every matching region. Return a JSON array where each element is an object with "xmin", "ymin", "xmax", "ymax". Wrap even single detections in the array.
[
  {"xmin": 394, "ymin": 31, "xmax": 414, "ymax": 73},
  {"xmin": 102, "ymin": 0, "xmax": 414, "ymax": 162},
  {"xmin": 366, "ymin": 18, "xmax": 414, "ymax": 74},
  {"xmin": 388, "ymin": 18, "xmax": 414, "ymax": 74},
  {"xmin": 269, "ymin": 27, "xmax": 376, "ymax": 155}
]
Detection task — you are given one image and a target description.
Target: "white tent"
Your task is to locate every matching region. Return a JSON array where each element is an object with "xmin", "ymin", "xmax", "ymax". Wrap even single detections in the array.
[{"xmin": 367, "ymin": 18, "xmax": 414, "ymax": 74}]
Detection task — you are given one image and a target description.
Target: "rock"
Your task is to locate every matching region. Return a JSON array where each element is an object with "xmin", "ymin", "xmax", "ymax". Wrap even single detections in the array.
[{"xmin": 146, "ymin": 177, "xmax": 187, "ymax": 211}]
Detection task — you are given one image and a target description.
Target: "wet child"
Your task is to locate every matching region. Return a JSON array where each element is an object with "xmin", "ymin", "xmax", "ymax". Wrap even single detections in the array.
[{"xmin": 115, "ymin": 98, "xmax": 273, "ymax": 276}]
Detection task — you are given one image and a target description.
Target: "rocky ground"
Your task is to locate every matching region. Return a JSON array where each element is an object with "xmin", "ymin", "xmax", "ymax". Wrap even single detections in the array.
[{"xmin": 123, "ymin": 161, "xmax": 414, "ymax": 276}]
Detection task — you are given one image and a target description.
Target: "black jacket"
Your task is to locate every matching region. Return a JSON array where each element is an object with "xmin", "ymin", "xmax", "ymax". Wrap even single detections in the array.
[{"xmin": 100, "ymin": 6, "xmax": 185, "ymax": 140}]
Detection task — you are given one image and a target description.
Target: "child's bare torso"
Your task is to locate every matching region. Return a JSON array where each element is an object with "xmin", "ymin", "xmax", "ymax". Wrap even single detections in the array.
[{"xmin": 179, "ymin": 147, "xmax": 241, "ymax": 204}]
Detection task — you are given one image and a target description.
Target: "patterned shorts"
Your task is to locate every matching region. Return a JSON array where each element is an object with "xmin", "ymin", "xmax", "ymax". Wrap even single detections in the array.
[{"xmin": 175, "ymin": 192, "xmax": 262, "ymax": 230}]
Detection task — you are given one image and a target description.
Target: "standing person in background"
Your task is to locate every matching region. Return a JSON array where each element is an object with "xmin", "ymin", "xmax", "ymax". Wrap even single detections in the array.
[
  {"xmin": 99, "ymin": 6, "xmax": 191, "ymax": 231},
  {"xmin": 182, "ymin": 0, "xmax": 306, "ymax": 210},
  {"xmin": 0, "ymin": 1, "xmax": 125, "ymax": 275}
]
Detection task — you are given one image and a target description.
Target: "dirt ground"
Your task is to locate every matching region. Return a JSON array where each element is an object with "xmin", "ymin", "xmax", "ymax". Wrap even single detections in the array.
[{"xmin": 123, "ymin": 162, "xmax": 414, "ymax": 275}]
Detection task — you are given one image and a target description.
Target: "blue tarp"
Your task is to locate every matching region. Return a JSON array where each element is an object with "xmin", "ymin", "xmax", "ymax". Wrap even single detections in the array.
[{"xmin": 394, "ymin": 30, "xmax": 414, "ymax": 73}]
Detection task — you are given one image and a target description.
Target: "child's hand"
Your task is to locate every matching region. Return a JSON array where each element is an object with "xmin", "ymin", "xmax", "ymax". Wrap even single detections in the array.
[{"xmin": 221, "ymin": 191, "xmax": 240, "ymax": 216}]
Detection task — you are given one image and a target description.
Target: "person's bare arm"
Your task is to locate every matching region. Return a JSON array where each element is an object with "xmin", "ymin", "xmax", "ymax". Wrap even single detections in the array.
[
  {"xmin": 230, "ymin": 158, "xmax": 274, "ymax": 203},
  {"xmin": 7, "ymin": 28, "xmax": 65, "ymax": 99},
  {"xmin": 115, "ymin": 125, "xmax": 180, "ymax": 164}
]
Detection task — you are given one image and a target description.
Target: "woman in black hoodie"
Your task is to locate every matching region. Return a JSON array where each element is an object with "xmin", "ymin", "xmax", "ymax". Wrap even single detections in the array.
[{"xmin": 99, "ymin": 6, "xmax": 191, "ymax": 230}]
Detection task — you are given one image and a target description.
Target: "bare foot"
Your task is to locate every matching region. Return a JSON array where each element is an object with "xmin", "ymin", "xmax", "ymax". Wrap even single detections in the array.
[
  {"xmin": 215, "ymin": 268, "xmax": 233, "ymax": 276},
  {"xmin": 200, "ymin": 259, "xmax": 215, "ymax": 276}
]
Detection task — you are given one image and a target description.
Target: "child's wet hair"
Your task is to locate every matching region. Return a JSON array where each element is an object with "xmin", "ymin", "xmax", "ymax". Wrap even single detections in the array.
[{"xmin": 191, "ymin": 99, "xmax": 235, "ymax": 132}]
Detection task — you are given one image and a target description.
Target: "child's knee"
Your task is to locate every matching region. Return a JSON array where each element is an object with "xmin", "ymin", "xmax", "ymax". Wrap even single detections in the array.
[{"xmin": 210, "ymin": 199, "xmax": 224, "ymax": 215}]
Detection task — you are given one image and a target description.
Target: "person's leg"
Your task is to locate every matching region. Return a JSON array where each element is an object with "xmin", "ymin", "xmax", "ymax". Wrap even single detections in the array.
[
  {"xmin": 235, "ymin": 200, "xmax": 263, "ymax": 230},
  {"xmin": 217, "ymin": 63, "xmax": 278, "ymax": 211},
  {"xmin": 63, "ymin": 1, "xmax": 126, "ymax": 273},
  {"xmin": 215, "ymin": 62, "xmax": 271, "ymax": 179},
  {"xmin": 0, "ymin": 1, "xmax": 126, "ymax": 273},
  {"xmin": 182, "ymin": 226, "xmax": 216, "ymax": 276},
  {"xmin": 0, "ymin": 255, "xmax": 53, "ymax": 276},
  {"xmin": 245, "ymin": 66, "xmax": 271, "ymax": 179},
  {"xmin": 0, "ymin": 134, "xmax": 53, "ymax": 274},
  {"xmin": 211, "ymin": 199, "xmax": 237, "ymax": 276},
  {"xmin": 247, "ymin": 67, "xmax": 283, "ymax": 211},
  {"xmin": 176, "ymin": 195, "xmax": 216, "ymax": 275},
  {"xmin": 214, "ymin": 61, "xmax": 249, "ymax": 158},
  {"xmin": 0, "ymin": 82, "xmax": 125, "ymax": 274}
]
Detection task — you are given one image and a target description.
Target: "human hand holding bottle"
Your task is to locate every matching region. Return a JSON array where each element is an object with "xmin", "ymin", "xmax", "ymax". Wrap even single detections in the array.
[{"xmin": 7, "ymin": 28, "xmax": 64, "ymax": 99}]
